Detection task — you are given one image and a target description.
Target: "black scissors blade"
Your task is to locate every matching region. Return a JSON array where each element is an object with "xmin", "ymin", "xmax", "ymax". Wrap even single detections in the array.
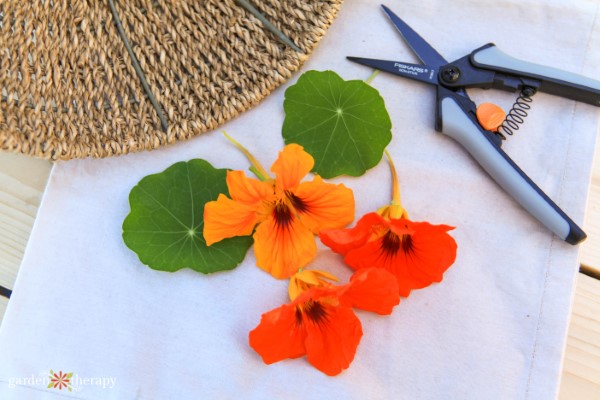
[
  {"xmin": 381, "ymin": 5, "xmax": 447, "ymax": 67},
  {"xmin": 347, "ymin": 57, "xmax": 439, "ymax": 85}
]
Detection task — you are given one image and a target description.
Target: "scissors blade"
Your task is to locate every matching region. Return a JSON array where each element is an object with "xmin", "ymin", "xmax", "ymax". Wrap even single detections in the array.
[
  {"xmin": 347, "ymin": 57, "xmax": 439, "ymax": 85},
  {"xmin": 381, "ymin": 5, "xmax": 447, "ymax": 67}
]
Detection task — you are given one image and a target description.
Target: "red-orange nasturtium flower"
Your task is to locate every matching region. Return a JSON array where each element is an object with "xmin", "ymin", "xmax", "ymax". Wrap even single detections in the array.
[
  {"xmin": 288, "ymin": 268, "xmax": 339, "ymax": 301},
  {"xmin": 249, "ymin": 267, "xmax": 400, "ymax": 376},
  {"xmin": 203, "ymin": 135, "xmax": 355, "ymax": 279},
  {"xmin": 319, "ymin": 151, "xmax": 458, "ymax": 297}
]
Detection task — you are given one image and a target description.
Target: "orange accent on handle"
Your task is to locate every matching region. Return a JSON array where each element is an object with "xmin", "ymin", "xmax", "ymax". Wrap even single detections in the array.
[{"xmin": 476, "ymin": 103, "xmax": 506, "ymax": 132}]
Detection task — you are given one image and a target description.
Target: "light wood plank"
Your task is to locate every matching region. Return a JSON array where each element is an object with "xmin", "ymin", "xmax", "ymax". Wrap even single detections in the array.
[
  {"xmin": 0, "ymin": 152, "xmax": 53, "ymax": 193},
  {"xmin": 0, "ymin": 297, "xmax": 7, "ymax": 324},
  {"xmin": 0, "ymin": 152, "xmax": 51, "ymax": 291},
  {"xmin": 559, "ymin": 274, "xmax": 600, "ymax": 399},
  {"xmin": 580, "ymin": 139, "xmax": 600, "ymax": 273}
]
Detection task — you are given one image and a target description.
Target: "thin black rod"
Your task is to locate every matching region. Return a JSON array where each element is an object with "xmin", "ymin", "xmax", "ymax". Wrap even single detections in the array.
[
  {"xmin": 235, "ymin": 0, "xmax": 303, "ymax": 53},
  {"xmin": 0, "ymin": 285, "xmax": 11, "ymax": 299},
  {"xmin": 107, "ymin": 0, "xmax": 169, "ymax": 132}
]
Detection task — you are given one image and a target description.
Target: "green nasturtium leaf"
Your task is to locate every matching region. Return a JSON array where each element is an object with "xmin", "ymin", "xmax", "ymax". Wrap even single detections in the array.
[
  {"xmin": 122, "ymin": 160, "xmax": 253, "ymax": 273},
  {"xmin": 282, "ymin": 70, "xmax": 392, "ymax": 178}
]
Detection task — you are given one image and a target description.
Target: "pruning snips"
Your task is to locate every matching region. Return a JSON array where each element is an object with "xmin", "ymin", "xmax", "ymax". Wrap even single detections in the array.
[{"xmin": 348, "ymin": 5, "xmax": 600, "ymax": 245}]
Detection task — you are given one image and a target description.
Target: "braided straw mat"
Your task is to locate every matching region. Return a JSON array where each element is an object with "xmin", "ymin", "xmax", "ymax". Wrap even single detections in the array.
[{"xmin": 0, "ymin": 0, "xmax": 343, "ymax": 160}]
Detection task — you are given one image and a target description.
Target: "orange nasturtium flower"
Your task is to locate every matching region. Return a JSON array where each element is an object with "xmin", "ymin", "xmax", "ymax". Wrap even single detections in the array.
[
  {"xmin": 203, "ymin": 135, "xmax": 355, "ymax": 279},
  {"xmin": 249, "ymin": 267, "xmax": 400, "ymax": 376},
  {"xmin": 288, "ymin": 268, "xmax": 338, "ymax": 301},
  {"xmin": 319, "ymin": 151, "xmax": 457, "ymax": 297}
]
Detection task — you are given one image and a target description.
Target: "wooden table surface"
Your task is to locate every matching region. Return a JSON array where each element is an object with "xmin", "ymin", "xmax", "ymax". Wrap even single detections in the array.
[{"xmin": 0, "ymin": 148, "xmax": 599, "ymax": 399}]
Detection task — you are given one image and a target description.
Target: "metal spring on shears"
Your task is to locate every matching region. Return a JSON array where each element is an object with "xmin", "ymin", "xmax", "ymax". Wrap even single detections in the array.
[{"xmin": 496, "ymin": 86, "xmax": 537, "ymax": 140}]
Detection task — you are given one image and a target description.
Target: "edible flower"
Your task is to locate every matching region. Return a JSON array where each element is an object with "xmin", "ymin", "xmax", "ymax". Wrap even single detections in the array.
[
  {"xmin": 319, "ymin": 151, "xmax": 457, "ymax": 296},
  {"xmin": 203, "ymin": 135, "xmax": 355, "ymax": 279},
  {"xmin": 249, "ymin": 268, "xmax": 400, "ymax": 376},
  {"xmin": 288, "ymin": 269, "xmax": 338, "ymax": 301}
]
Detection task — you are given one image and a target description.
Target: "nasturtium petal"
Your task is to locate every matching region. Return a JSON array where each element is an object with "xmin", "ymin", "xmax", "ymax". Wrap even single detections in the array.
[
  {"xmin": 282, "ymin": 70, "xmax": 392, "ymax": 178},
  {"xmin": 122, "ymin": 160, "xmax": 253, "ymax": 273}
]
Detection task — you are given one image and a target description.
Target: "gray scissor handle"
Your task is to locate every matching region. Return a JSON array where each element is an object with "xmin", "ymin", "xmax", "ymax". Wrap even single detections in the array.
[
  {"xmin": 439, "ymin": 95, "xmax": 586, "ymax": 244},
  {"xmin": 471, "ymin": 44, "xmax": 600, "ymax": 106}
]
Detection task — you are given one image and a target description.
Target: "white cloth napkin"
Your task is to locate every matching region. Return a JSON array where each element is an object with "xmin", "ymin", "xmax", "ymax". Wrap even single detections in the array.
[{"xmin": 1, "ymin": 0, "xmax": 599, "ymax": 398}]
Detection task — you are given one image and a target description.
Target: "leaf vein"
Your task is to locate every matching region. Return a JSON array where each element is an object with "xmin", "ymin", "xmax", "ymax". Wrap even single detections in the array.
[{"xmin": 137, "ymin": 185, "xmax": 190, "ymax": 231}]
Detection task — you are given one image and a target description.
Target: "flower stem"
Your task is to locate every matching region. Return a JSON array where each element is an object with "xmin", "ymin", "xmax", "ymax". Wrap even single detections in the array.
[
  {"xmin": 385, "ymin": 150, "xmax": 406, "ymax": 219},
  {"xmin": 223, "ymin": 132, "xmax": 271, "ymax": 181},
  {"xmin": 365, "ymin": 69, "xmax": 380, "ymax": 85}
]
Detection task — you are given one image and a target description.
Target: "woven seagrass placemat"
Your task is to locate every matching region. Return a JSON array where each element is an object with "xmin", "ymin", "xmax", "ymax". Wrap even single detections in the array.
[{"xmin": 0, "ymin": 0, "xmax": 343, "ymax": 160}]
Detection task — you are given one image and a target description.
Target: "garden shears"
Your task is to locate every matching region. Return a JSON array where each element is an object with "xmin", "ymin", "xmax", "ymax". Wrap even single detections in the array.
[{"xmin": 348, "ymin": 5, "xmax": 600, "ymax": 245}]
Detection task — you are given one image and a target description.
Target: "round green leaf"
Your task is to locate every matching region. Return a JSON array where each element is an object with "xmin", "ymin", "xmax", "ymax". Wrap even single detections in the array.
[
  {"xmin": 282, "ymin": 70, "xmax": 392, "ymax": 178},
  {"xmin": 122, "ymin": 160, "xmax": 253, "ymax": 273}
]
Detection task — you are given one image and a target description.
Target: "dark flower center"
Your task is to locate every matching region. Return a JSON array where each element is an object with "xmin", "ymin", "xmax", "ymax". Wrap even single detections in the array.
[
  {"xmin": 274, "ymin": 202, "xmax": 294, "ymax": 228},
  {"xmin": 381, "ymin": 230, "xmax": 414, "ymax": 256},
  {"xmin": 286, "ymin": 191, "xmax": 309, "ymax": 213},
  {"xmin": 296, "ymin": 300, "xmax": 329, "ymax": 326}
]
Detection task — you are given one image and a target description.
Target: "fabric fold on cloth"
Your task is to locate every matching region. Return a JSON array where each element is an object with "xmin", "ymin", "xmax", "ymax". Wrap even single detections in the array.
[{"xmin": 1, "ymin": 0, "xmax": 599, "ymax": 399}]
